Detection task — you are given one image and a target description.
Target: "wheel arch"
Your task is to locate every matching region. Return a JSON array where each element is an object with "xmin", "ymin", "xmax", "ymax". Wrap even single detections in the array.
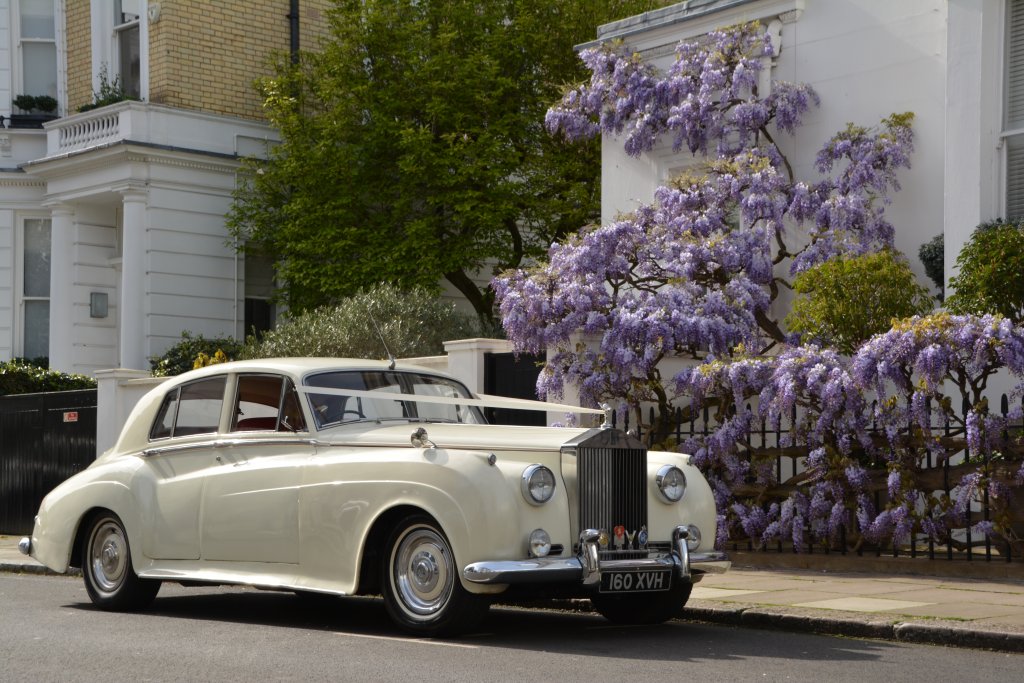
[{"xmin": 356, "ymin": 504, "xmax": 433, "ymax": 595}]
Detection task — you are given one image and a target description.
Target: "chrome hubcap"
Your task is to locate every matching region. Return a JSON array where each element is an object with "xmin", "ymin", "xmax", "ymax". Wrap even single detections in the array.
[
  {"xmin": 89, "ymin": 520, "xmax": 127, "ymax": 594},
  {"xmin": 393, "ymin": 526, "xmax": 453, "ymax": 619}
]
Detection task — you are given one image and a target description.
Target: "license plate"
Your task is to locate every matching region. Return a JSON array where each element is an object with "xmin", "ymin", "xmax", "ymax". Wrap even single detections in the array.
[{"xmin": 599, "ymin": 570, "xmax": 671, "ymax": 593}]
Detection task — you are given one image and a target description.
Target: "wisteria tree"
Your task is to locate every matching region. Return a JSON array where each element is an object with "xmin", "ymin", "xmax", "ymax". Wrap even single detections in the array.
[
  {"xmin": 496, "ymin": 22, "xmax": 911, "ymax": 436},
  {"xmin": 495, "ymin": 23, "xmax": 1024, "ymax": 553}
]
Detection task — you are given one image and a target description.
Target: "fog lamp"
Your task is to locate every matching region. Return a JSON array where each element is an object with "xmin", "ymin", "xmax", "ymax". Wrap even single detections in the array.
[
  {"xmin": 529, "ymin": 529, "xmax": 552, "ymax": 557},
  {"xmin": 685, "ymin": 524, "xmax": 701, "ymax": 551}
]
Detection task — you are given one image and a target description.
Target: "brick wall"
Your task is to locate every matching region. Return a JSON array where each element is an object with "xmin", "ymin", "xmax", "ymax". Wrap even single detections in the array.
[
  {"xmin": 149, "ymin": 0, "xmax": 332, "ymax": 121},
  {"xmin": 64, "ymin": 0, "xmax": 92, "ymax": 113},
  {"xmin": 63, "ymin": 0, "xmax": 331, "ymax": 121}
]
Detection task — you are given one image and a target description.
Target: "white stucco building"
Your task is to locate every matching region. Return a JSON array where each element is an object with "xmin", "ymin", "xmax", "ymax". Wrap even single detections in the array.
[
  {"xmin": 590, "ymin": 0, "xmax": 1014, "ymax": 320},
  {"xmin": 0, "ymin": 0, "xmax": 328, "ymax": 376}
]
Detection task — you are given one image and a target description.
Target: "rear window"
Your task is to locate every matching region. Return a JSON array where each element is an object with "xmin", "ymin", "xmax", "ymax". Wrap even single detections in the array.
[{"xmin": 149, "ymin": 376, "xmax": 227, "ymax": 440}]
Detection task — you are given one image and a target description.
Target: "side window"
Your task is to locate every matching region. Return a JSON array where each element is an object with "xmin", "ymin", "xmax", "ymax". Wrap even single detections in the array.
[
  {"xmin": 148, "ymin": 377, "xmax": 226, "ymax": 439},
  {"xmin": 231, "ymin": 374, "xmax": 307, "ymax": 433},
  {"xmin": 150, "ymin": 388, "xmax": 179, "ymax": 440}
]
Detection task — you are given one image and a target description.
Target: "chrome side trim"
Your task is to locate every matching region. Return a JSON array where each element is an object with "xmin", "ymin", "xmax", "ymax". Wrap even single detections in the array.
[{"xmin": 141, "ymin": 437, "xmax": 316, "ymax": 457}]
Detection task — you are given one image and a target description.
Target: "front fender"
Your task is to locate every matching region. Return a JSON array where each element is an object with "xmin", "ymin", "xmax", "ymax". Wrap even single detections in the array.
[
  {"xmin": 299, "ymin": 447, "xmax": 528, "ymax": 594},
  {"xmin": 29, "ymin": 468, "xmax": 144, "ymax": 573}
]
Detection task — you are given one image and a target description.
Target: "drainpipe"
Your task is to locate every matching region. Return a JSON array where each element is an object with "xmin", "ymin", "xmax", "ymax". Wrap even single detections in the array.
[{"xmin": 288, "ymin": 0, "xmax": 300, "ymax": 64}]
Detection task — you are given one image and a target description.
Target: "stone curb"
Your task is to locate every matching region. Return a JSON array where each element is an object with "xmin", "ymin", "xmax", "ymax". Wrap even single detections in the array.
[
  {"xmin": 682, "ymin": 602, "xmax": 1024, "ymax": 654},
  {"xmin": 0, "ymin": 560, "xmax": 80, "ymax": 577}
]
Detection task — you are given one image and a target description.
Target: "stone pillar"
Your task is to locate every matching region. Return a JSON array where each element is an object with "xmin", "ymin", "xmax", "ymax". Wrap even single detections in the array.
[
  {"xmin": 119, "ymin": 189, "xmax": 149, "ymax": 370},
  {"xmin": 95, "ymin": 368, "xmax": 162, "ymax": 457},
  {"xmin": 47, "ymin": 204, "xmax": 75, "ymax": 371},
  {"xmin": 442, "ymin": 338, "xmax": 513, "ymax": 394}
]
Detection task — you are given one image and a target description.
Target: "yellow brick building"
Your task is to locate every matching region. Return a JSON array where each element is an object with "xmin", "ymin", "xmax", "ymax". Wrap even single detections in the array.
[{"xmin": 66, "ymin": 0, "xmax": 331, "ymax": 119}]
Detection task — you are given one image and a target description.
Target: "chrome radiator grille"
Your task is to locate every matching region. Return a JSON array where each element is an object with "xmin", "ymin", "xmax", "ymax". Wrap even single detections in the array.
[{"xmin": 577, "ymin": 441, "xmax": 648, "ymax": 544}]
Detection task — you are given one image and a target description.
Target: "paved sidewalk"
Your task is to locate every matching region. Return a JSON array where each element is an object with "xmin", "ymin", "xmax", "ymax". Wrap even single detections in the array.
[{"xmin": 4, "ymin": 535, "xmax": 1023, "ymax": 652}]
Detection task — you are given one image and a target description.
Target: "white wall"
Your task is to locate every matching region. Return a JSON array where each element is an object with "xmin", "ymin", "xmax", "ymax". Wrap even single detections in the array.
[
  {"xmin": 0, "ymin": 207, "xmax": 11, "ymax": 358},
  {"xmin": 145, "ymin": 176, "xmax": 239, "ymax": 360},
  {"xmin": 65, "ymin": 203, "xmax": 118, "ymax": 373},
  {"xmin": 598, "ymin": 0, "xmax": 949, "ymax": 315}
]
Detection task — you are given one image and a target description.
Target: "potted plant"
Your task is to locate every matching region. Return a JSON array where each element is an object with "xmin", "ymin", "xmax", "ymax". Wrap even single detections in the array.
[{"xmin": 9, "ymin": 94, "xmax": 59, "ymax": 128}]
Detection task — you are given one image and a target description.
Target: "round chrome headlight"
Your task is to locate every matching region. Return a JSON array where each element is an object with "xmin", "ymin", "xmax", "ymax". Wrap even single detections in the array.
[
  {"xmin": 685, "ymin": 524, "xmax": 701, "ymax": 550},
  {"xmin": 521, "ymin": 464, "xmax": 556, "ymax": 505},
  {"xmin": 656, "ymin": 465, "xmax": 686, "ymax": 503},
  {"xmin": 529, "ymin": 529, "xmax": 552, "ymax": 557}
]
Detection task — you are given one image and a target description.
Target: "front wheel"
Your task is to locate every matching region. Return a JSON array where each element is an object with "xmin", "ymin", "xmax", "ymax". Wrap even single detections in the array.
[
  {"xmin": 591, "ymin": 580, "xmax": 692, "ymax": 625},
  {"xmin": 81, "ymin": 512, "xmax": 160, "ymax": 611},
  {"xmin": 382, "ymin": 515, "xmax": 489, "ymax": 636}
]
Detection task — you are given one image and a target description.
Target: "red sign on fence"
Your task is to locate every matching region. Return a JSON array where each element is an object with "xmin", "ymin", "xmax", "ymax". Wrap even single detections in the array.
[{"xmin": 63, "ymin": 411, "xmax": 78, "ymax": 423}]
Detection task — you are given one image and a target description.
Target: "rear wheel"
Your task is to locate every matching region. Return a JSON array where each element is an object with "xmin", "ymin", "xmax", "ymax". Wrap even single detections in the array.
[
  {"xmin": 381, "ymin": 515, "xmax": 489, "ymax": 636},
  {"xmin": 591, "ymin": 580, "xmax": 692, "ymax": 625},
  {"xmin": 81, "ymin": 512, "xmax": 160, "ymax": 611}
]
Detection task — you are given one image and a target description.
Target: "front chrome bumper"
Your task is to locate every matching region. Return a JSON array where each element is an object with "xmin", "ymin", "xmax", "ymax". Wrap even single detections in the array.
[
  {"xmin": 18, "ymin": 537, "xmax": 31, "ymax": 556},
  {"xmin": 463, "ymin": 525, "xmax": 730, "ymax": 586}
]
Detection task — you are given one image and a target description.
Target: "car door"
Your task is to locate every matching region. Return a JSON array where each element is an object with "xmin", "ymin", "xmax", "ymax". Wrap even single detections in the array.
[
  {"xmin": 200, "ymin": 373, "xmax": 313, "ymax": 564},
  {"xmin": 136, "ymin": 375, "xmax": 228, "ymax": 560}
]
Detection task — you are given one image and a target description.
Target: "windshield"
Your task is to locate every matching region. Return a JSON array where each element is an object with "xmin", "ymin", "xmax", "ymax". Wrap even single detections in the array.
[{"xmin": 303, "ymin": 370, "xmax": 486, "ymax": 430}]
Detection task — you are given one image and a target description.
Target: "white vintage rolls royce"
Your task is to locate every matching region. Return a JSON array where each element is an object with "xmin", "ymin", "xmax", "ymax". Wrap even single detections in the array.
[{"xmin": 21, "ymin": 358, "xmax": 729, "ymax": 635}]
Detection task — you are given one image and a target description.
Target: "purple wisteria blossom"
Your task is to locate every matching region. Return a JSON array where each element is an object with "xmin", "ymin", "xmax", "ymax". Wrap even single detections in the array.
[{"xmin": 497, "ymin": 21, "xmax": 1024, "ymax": 553}]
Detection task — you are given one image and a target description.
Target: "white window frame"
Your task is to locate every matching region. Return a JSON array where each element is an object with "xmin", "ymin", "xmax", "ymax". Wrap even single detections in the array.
[
  {"xmin": 10, "ymin": 0, "xmax": 63, "ymax": 112},
  {"xmin": 90, "ymin": 0, "xmax": 149, "ymax": 103},
  {"xmin": 1004, "ymin": 0, "xmax": 1024, "ymax": 219},
  {"xmin": 13, "ymin": 214, "xmax": 52, "ymax": 359}
]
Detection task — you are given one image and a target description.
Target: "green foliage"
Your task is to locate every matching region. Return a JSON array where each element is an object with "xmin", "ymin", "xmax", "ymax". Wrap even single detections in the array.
[
  {"xmin": 151, "ymin": 331, "xmax": 243, "ymax": 377},
  {"xmin": 945, "ymin": 219, "xmax": 1024, "ymax": 323},
  {"xmin": 34, "ymin": 95, "xmax": 57, "ymax": 113},
  {"xmin": 918, "ymin": 233, "xmax": 944, "ymax": 299},
  {"xmin": 240, "ymin": 284, "xmax": 481, "ymax": 360},
  {"xmin": 786, "ymin": 250, "xmax": 934, "ymax": 354},
  {"xmin": 78, "ymin": 65, "xmax": 137, "ymax": 113},
  {"xmin": 0, "ymin": 360, "xmax": 96, "ymax": 396},
  {"xmin": 228, "ymin": 0, "xmax": 660, "ymax": 323},
  {"xmin": 13, "ymin": 95, "xmax": 40, "ymax": 112}
]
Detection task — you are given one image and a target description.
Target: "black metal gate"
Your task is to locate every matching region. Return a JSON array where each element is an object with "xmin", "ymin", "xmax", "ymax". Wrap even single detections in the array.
[
  {"xmin": 483, "ymin": 352, "xmax": 546, "ymax": 426},
  {"xmin": 0, "ymin": 389, "xmax": 97, "ymax": 534}
]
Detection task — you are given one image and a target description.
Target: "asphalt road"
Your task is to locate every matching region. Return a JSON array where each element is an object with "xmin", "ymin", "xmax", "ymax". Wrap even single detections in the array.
[{"xmin": 2, "ymin": 573, "xmax": 1022, "ymax": 683}]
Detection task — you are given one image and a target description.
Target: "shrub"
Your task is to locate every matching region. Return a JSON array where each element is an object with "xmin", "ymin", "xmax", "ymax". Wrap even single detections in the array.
[
  {"xmin": 0, "ymin": 360, "xmax": 96, "ymax": 396},
  {"xmin": 78, "ymin": 66, "xmax": 137, "ymax": 113},
  {"xmin": 785, "ymin": 250, "xmax": 934, "ymax": 354},
  {"xmin": 945, "ymin": 219, "xmax": 1024, "ymax": 322},
  {"xmin": 241, "ymin": 284, "xmax": 481, "ymax": 360},
  {"xmin": 34, "ymin": 95, "xmax": 58, "ymax": 113},
  {"xmin": 12, "ymin": 94, "xmax": 37, "ymax": 111},
  {"xmin": 151, "ymin": 331, "xmax": 243, "ymax": 376},
  {"xmin": 918, "ymin": 233, "xmax": 944, "ymax": 299}
]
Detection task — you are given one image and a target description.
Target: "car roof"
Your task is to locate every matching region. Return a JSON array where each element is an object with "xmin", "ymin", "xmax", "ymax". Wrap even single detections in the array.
[
  {"xmin": 108, "ymin": 358, "xmax": 467, "ymax": 455},
  {"xmin": 166, "ymin": 357, "xmax": 453, "ymax": 383}
]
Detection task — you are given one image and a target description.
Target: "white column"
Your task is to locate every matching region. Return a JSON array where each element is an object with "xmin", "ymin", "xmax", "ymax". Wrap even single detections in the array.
[
  {"xmin": 47, "ymin": 204, "xmax": 75, "ymax": 371},
  {"xmin": 119, "ymin": 190, "xmax": 149, "ymax": 370}
]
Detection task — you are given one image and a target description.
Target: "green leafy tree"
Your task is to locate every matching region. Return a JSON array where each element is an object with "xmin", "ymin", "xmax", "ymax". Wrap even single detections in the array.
[
  {"xmin": 228, "ymin": 0, "xmax": 660, "ymax": 323},
  {"xmin": 945, "ymin": 219, "xmax": 1024, "ymax": 322},
  {"xmin": 785, "ymin": 250, "xmax": 934, "ymax": 354},
  {"xmin": 240, "ymin": 283, "xmax": 481, "ymax": 360}
]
